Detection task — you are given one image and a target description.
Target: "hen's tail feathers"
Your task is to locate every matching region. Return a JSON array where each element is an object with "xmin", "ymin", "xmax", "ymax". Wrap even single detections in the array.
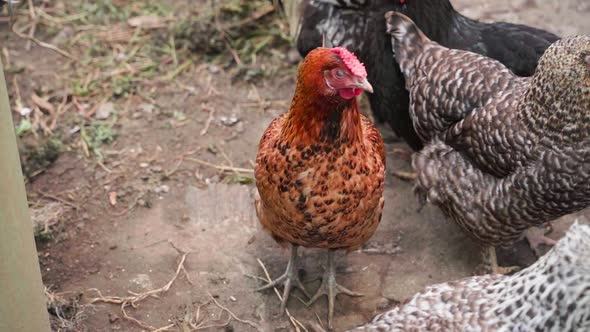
[{"xmin": 385, "ymin": 11, "xmax": 430, "ymax": 75}]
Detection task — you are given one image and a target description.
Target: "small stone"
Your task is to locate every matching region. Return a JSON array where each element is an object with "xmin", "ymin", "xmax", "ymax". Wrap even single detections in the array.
[
  {"xmin": 69, "ymin": 125, "xmax": 81, "ymax": 135},
  {"xmin": 96, "ymin": 102, "xmax": 116, "ymax": 120},
  {"xmin": 140, "ymin": 162, "xmax": 149, "ymax": 168},
  {"xmin": 19, "ymin": 107, "xmax": 32, "ymax": 116},
  {"xmin": 208, "ymin": 65, "xmax": 221, "ymax": 74},
  {"xmin": 150, "ymin": 166, "xmax": 163, "ymax": 173},
  {"xmin": 220, "ymin": 115, "xmax": 240, "ymax": 127},
  {"xmin": 154, "ymin": 185, "xmax": 170, "ymax": 194},
  {"xmin": 138, "ymin": 103, "xmax": 155, "ymax": 114},
  {"xmin": 108, "ymin": 312, "xmax": 119, "ymax": 323},
  {"xmin": 235, "ymin": 121, "xmax": 245, "ymax": 133},
  {"xmin": 229, "ymin": 296, "xmax": 237, "ymax": 302}
]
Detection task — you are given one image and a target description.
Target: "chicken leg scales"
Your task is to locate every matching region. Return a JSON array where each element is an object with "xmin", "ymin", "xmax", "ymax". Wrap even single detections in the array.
[
  {"xmin": 307, "ymin": 249, "xmax": 363, "ymax": 329},
  {"xmin": 257, "ymin": 244, "xmax": 309, "ymax": 313}
]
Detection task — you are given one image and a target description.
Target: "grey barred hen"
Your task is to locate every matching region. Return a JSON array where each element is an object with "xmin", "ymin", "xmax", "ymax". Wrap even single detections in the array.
[
  {"xmin": 385, "ymin": 11, "xmax": 590, "ymax": 273},
  {"xmin": 347, "ymin": 222, "xmax": 590, "ymax": 331},
  {"xmin": 297, "ymin": 0, "xmax": 559, "ymax": 152}
]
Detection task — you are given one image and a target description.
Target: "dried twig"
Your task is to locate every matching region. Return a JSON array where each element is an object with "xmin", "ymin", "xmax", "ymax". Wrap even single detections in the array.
[
  {"xmin": 26, "ymin": 0, "xmax": 38, "ymax": 50},
  {"xmin": 200, "ymin": 106, "xmax": 215, "ymax": 136},
  {"xmin": 88, "ymin": 247, "xmax": 190, "ymax": 331},
  {"xmin": 37, "ymin": 190, "xmax": 80, "ymax": 210},
  {"xmin": 11, "ymin": 26, "xmax": 77, "ymax": 61},
  {"xmin": 205, "ymin": 291, "xmax": 260, "ymax": 330},
  {"xmin": 391, "ymin": 171, "xmax": 417, "ymax": 181},
  {"xmin": 185, "ymin": 157, "xmax": 253, "ymax": 174}
]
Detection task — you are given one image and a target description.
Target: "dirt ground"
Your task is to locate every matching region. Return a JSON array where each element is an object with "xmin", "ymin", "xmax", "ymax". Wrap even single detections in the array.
[{"xmin": 3, "ymin": 0, "xmax": 590, "ymax": 331}]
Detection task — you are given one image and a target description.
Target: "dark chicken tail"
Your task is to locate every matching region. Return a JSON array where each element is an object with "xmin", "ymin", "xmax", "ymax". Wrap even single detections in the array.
[{"xmin": 384, "ymin": 11, "xmax": 431, "ymax": 77}]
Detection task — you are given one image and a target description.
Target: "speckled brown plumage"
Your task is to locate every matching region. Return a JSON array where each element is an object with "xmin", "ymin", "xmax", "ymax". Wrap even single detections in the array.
[
  {"xmin": 256, "ymin": 112, "xmax": 385, "ymax": 250},
  {"xmin": 348, "ymin": 222, "xmax": 590, "ymax": 332},
  {"xmin": 254, "ymin": 47, "xmax": 385, "ymax": 327},
  {"xmin": 385, "ymin": 12, "xmax": 590, "ymax": 248}
]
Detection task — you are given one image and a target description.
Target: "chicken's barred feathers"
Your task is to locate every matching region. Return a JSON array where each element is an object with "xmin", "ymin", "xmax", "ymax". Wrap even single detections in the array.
[
  {"xmin": 348, "ymin": 222, "xmax": 590, "ymax": 332},
  {"xmin": 403, "ymin": 33, "xmax": 590, "ymax": 245}
]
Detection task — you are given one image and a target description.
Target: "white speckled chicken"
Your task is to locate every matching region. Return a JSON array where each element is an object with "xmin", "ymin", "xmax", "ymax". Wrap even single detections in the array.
[
  {"xmin": 385, "ymin": 12, "xmax": 590, "ymax": 272},
  {"xmin": 347, "ymin": 222, "xmax": 590, "ymax": 332}
]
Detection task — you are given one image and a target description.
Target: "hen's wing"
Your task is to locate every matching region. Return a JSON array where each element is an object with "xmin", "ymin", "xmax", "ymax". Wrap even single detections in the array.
[{"xmin": 413, "ymin": 139, "xmax": 590, "ymax": 246}]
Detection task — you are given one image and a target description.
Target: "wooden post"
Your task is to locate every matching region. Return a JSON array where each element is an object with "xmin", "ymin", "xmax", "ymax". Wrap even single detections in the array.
[{"xmin": 0, "ymin": 62, "xmax": 51, "ymax": 331}]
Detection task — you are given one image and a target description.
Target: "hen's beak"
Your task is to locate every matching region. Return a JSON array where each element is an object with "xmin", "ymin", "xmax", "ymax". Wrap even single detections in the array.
[{"xmin": 355, "ymin": 77, "xmax": 374, "ymax": 93}]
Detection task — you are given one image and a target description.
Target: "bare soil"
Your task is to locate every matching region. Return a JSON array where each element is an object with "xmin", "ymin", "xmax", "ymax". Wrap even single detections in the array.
[{"xmin": 3, "ymin": 0, "xmax": 590, "ymax": 331}]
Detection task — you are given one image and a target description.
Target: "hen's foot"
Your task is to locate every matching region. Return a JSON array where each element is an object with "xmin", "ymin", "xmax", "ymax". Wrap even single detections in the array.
[
  {"xmin": 525, "ymin": 227, "xmax": 557, "ymax": 257},
  {"xmin": 257, "ymin": 244, "xmax": 309, "ymax": 313},
  {"xmin": 307, "ymin": 250, "xmax": 363, "ymax": 330},
  {"xmin": 478, "ymin": 246, "xmax": 520, "ymax": 275}
]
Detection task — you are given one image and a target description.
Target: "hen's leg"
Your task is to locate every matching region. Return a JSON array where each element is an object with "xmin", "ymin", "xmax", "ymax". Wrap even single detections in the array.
[
  {"xmin": 307, "ymin": 249, "xmax": 363, "ymax": 329},
  {"xmin": 257, "ymin": 244, "xmax": 309, "ymax": 312},
  {"xmin": 524, "ymin": 226, "xmax": 557, "ymax": 257},
  {"xmin": 480, "ymin": 246, "xmax": 520, "ymax": 275}
]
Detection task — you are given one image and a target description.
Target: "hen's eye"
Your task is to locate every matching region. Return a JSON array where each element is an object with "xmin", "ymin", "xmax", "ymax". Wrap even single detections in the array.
[{"xmin": 335, "ymin": 70, "xmax": 345, "ymax": 79}]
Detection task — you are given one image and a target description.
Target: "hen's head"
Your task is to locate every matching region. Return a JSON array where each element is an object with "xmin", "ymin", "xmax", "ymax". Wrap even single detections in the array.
[
  {"xmin": 527, "ymin": 35, "xmax": 590, "ymax": 140},
  {"xmin": 296, "ymin": 47, "xmax": 373, "ymax": 101},
  {"xmin": 535, "ymin": 35, "xmax": 590, "ymax": 87}
]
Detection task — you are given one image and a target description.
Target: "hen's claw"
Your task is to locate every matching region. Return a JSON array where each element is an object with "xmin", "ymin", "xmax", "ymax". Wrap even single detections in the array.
[
  {"xmin": 257, "ymin": 244, "xmax": 309, "ymax": 313},
  {"xmin": 307, "ymin": 250, "xmax": 363, "ymax": 329},
  {"xmin": 525, "ymin": 227, "xmax": 557, "ymax": 257}
]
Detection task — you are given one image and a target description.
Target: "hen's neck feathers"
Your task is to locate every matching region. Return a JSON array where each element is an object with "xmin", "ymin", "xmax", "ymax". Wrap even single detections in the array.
[{"xmin": 281, "ymin": 67, "xmax": 363, "ymax": 146}]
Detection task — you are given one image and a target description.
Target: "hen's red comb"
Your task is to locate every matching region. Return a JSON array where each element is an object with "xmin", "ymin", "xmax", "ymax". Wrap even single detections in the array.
[{"xmin": 331, "ymin": 47, "xmax": 367, "ymax": 78}]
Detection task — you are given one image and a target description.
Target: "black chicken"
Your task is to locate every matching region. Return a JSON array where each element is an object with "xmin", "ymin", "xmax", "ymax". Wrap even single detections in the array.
[
  {"xmin": 297, "ymin": 0, "xmax": 560, "ymax": 151},
  {"xmin": 385, "ymin": 11, "xmax": 590, "ymax": 273}
]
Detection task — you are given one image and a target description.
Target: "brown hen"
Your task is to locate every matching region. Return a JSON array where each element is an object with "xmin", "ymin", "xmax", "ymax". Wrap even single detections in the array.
[{"xmin": 254, "ymin": 47, "xmax": 385, "ymax": 328}]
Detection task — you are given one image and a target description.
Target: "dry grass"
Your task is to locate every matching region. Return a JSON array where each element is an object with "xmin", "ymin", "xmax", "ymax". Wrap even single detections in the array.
[{"xmin": 45, "ymin": 287, "xmax": 91, "ymax": 332}]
